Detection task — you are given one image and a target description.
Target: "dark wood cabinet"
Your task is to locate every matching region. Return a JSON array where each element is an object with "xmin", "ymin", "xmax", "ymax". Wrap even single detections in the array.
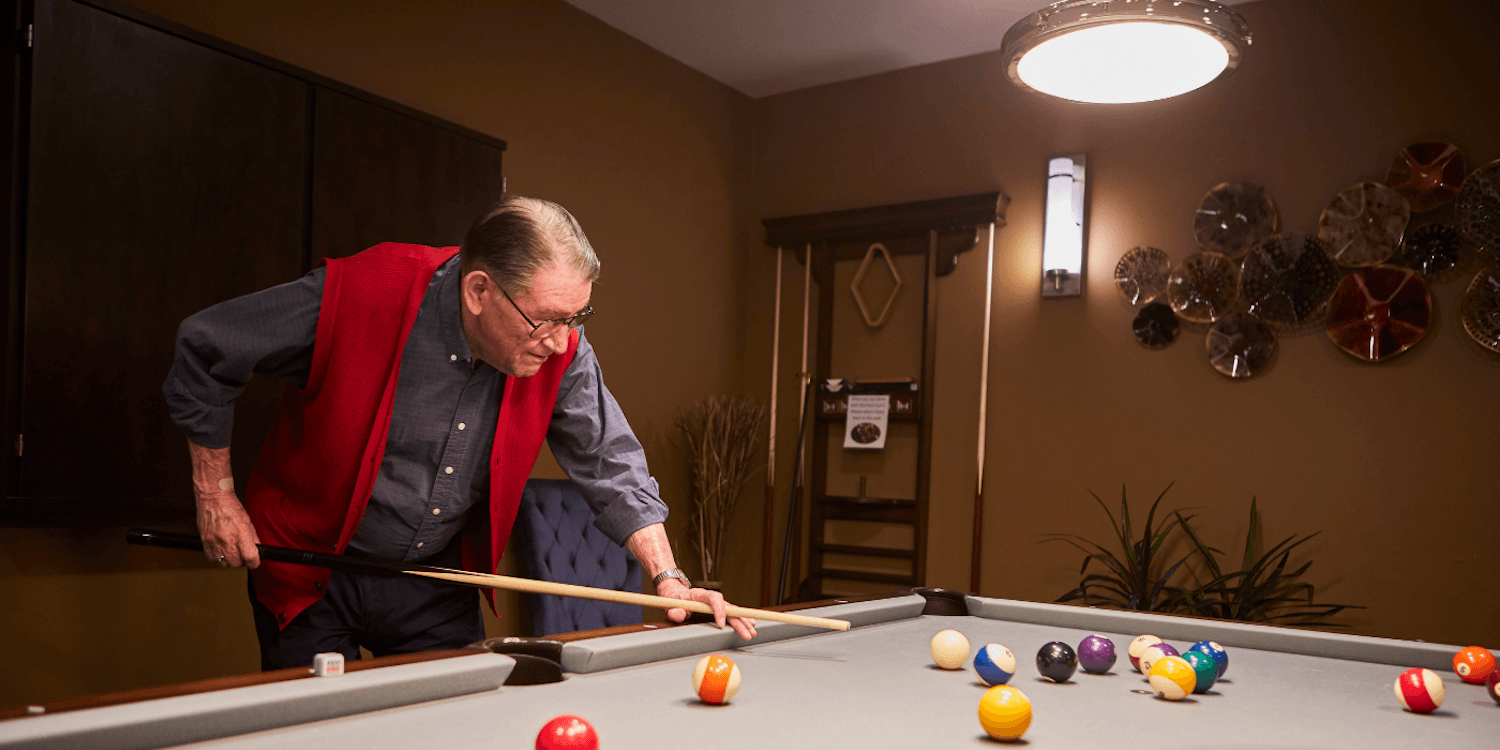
[{"xmin": 1, "ymin": 0, "xmax": 506, "ymax": 523}]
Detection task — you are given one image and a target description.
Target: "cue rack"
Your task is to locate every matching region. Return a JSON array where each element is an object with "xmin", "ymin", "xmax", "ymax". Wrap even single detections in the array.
[{"xmin": 763, "ymin": 193, "xmax": 1007, "ymax": 602}]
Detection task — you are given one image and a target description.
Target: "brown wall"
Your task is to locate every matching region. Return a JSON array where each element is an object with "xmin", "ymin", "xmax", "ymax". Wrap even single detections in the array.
[
  {"xmin": 750, "ymin": 0, "xmax": 1500, "ymax": 648},
  {"xmin": 0, "ymin": 0, "xmax": 757, "ymax": 705}
]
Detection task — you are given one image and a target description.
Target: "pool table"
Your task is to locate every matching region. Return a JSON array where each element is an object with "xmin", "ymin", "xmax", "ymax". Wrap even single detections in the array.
[{"xmin": 3, "ymin": 589, "xmax": 1496, "ymax": 748}]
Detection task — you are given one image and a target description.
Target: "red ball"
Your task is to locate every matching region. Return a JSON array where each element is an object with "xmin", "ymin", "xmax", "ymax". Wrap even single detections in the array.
[
  {"xmin": 1394, "ymin": 668, "xmax": 1445, "ymax": 714},
  {"xmin": 1487, "ymin": 670, "xmax": 1500, "ymax": 706},
  {"xmin": 536, "ymin": 715, "xmax": 598, "ymax": 750},
  {"xmin": 1452, "ymin": 646, "xmax": 1496, "ymax": 684}
]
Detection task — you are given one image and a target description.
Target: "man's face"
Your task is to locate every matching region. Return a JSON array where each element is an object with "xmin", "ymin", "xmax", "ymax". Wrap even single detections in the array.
[{"xmin": 460, "ymin": 263, "xmax": 592, "ymax": 377}]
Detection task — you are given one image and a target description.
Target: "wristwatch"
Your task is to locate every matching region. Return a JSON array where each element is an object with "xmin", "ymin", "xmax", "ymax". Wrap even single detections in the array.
[{"xmin": 652, "ymin": 568, "xmax": 692, "ymax": 589}]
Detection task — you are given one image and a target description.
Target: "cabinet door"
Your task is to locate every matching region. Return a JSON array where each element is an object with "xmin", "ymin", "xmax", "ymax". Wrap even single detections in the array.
[
  {"xmin": 311, "ymin": 87, "xmax": 505, "ymax": 262},
  {"xmin": 20, "ymin": 0, "xmax": 307, "ymax": 500}
]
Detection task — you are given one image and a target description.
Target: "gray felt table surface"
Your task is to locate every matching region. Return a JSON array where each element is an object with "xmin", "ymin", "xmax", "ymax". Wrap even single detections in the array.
[{"xmin": 8, "ymin": 596, "xmax": 1497, "ymax": 749}]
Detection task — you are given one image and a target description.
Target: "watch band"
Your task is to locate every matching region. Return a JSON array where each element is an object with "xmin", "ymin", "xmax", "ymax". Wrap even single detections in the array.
[{"xmin": 652, "ymin": 568, "xmax": 692, "ymax": 589}]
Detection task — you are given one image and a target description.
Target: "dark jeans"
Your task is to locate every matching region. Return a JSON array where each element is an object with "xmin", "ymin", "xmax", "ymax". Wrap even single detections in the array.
[{"xmin": 248, "ymin": 540, "xmax": 485, "ymax": 671}]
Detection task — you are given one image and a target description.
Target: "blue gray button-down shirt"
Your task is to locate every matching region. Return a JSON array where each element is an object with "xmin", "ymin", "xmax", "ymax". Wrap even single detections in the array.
[{"xmin": 163, "ymin": 254, "xmax": 667, "ymax": 562}]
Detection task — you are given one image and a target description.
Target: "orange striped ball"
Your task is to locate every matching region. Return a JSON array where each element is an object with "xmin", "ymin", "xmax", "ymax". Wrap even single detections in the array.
[{"xmin": 692, "ymin": 654, "xmax": 742, "ymax": 705}]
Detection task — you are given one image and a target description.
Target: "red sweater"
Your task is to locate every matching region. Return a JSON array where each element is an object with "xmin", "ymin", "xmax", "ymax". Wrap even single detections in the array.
[{"xmin": 244, "ymin": 242, "xmax": 578, "ymax": 628}]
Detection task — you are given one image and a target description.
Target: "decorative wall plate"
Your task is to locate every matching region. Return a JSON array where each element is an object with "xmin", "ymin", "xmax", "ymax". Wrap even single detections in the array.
[
  {"xmin": 1459, "ymin": 267, "xmax": 1500, "ymax": 354},
  {"xmin": 1132, "ymin": 302, "xmax": 1180, "ymax": 347},
  {"xmin": 1207, "ymin": 312, "xmax": 1275, "ymax": 378},
  {"xmin": 1456, "ymin": 159, "xmax": 1500, "ymax": 265},
  {"xmin": 1318, "ymin": 182, "xmax": 1410, "ymax": 267},
  {"xmin": 1324, "ymin": 265, "xmax": 1431, "ymax": 362},
  {"xmin": 1240, "ymin": 234, "xmax": 1341, "ymax": 331},
  {"xmin": 1166, "ymin": 251, "xmax": 1240, "ymax": 323},
  {"xmin": 1193, "ymin": 182, "xmax": 1277, "ymax": 258},
  {"xmin": 1393, "ymin": 223, "xmax": 1466, "ymax": 276},
  {"xmin": 1115, "ymin": 246, "xmax": 1171, "ymax": 305},
  {"xmin": 1385, "ymin": 142, "xmax": 1466, "ymax": 213}
]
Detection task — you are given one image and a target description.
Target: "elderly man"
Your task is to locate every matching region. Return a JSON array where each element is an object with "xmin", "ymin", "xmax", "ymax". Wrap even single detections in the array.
[{"xmin": 164, "ymin": 195, "xmax": 754, "ymax": 670}]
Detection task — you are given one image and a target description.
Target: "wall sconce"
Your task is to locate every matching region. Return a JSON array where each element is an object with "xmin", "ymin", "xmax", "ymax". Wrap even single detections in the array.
[{"xmin": 1042, "ymin": 154, "xmax": 1086, "ymax": 297}]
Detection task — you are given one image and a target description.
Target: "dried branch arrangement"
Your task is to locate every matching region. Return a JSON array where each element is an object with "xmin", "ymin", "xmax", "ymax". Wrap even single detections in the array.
[{"xmin": 675, "ymin": 395, "xmax": 766, "ymax": 583}]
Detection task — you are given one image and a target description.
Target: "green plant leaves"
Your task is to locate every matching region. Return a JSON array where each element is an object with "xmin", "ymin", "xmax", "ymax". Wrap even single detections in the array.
[{"xmin": 1045, "ymin": 486, "xmax": 1361, "ymax": 627}]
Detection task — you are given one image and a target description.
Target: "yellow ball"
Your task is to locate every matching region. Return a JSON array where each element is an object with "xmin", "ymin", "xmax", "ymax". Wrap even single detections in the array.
[
  {"xmin": 977, "ymin": 685, "xmax": 1032, "ymax": 741},
  {"xmin": 930, "ymin": 629, "xmax": 970, "ymax": 670},
  {"xmin": 1148, "ymin": 655, "xmax": 1198, "ymax": 701}
]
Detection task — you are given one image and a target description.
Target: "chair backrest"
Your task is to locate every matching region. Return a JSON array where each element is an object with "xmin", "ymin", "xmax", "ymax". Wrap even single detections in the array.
[{"xmin": 514, "ymin": 478, "xmax": 643, "ymax": 636}]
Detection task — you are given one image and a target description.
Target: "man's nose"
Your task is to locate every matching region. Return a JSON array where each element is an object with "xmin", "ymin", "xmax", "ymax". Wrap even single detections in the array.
[{"xmin": 539, "ymin": 326, "xmax": 569, "ymax": 354}]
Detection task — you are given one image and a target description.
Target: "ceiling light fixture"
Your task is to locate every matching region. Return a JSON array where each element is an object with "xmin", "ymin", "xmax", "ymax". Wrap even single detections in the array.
[{"xmin": 1001, "ymin": 0, "xmax": 1252, "ymax": 104}]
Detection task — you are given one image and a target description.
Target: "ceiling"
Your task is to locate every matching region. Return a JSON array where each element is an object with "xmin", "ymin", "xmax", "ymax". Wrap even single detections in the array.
[{"xmin": 562, "ymin": 0, "xmax": 1256, "ymax": 99}]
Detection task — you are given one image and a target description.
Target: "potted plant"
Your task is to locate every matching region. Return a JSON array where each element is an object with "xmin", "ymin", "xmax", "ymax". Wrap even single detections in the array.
[{"xmin": 675, "ymin": 396, "xmax": 766, "ymax": 589}]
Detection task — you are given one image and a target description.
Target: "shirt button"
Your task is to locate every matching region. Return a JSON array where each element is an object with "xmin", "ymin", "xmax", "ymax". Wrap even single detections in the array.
[
  {"xmin": 444, "ymin": 466, "xmax": 454, "ymax": 474},
  {"xmin": 450, "ymin": 354, "xmax": 457, "ymax": 361},
  {"xmin": 432, "ymin": 508, "xmax": 441, "ymax": 515},
  {"xmin": 457, "ymin": 423, "xmax": 466, "ymax": 431},
  {"xmin": 416, "ymin": 542, "xmax": 425, "ymax": 549}
]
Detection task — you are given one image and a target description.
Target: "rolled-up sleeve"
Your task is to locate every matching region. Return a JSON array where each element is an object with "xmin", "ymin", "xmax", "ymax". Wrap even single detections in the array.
[
  {"xmin": 162, "ymin": 268, "xmax": 324, "ymax": 448},
  {"xmin": 547, "ymin": 330, "xmax": 669, "ymax": 545}
]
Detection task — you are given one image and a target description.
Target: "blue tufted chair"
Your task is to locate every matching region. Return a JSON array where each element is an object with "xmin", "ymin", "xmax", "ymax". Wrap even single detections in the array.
[{"xmin": 513, "ymin": 478, "xmax": 644, "ymax": 636}]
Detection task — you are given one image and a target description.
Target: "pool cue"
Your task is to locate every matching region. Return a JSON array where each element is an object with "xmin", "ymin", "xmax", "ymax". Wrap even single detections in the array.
[
  {"xmin": 127, "ymin": 528, "xmax": 850, "ymax": 632},
  {"xmin": 775, "ymin": 242, "xmax": 813, "ymax": 605},
  {"xmin": 761, "ymin": 246, "xmax": 783, "ymax": 607},
  {"xmin": 970, "ymin": 222, "xmax": 996, "ymax": 594}
]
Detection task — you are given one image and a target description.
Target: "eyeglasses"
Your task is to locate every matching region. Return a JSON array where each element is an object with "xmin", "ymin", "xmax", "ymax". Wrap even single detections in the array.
[{"xmin": 499, "ymin": 287, "xmax": 594, "ymax": 338}]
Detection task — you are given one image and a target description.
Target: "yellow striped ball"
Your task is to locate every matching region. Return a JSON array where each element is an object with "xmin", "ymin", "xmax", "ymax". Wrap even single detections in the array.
[
  {"xmin": 1148, "ymin": 655, "xmax": 1198, "ymax": 701},
  {"xmin": 977, "ymin": 685, "xmax": 1032, "ymax": 741}
]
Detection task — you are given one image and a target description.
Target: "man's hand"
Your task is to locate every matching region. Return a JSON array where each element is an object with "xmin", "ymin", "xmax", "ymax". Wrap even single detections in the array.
[
  {"xmin": 189, "ymin": 440, "xmax": 261, "ymax": 568},
  {"xmin": 655, "ymin": 578, "xmax": 758, "ymax": 641}
]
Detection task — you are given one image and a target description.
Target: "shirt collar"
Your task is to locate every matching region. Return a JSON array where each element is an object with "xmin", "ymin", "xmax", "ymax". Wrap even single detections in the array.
[{"xmin": 436, "ymin": 254, "xmax": 476, "ymax": 364}]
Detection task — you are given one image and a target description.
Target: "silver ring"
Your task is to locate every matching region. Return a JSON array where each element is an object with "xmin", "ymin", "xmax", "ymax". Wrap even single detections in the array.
[{"xmin": 216, "ymin": 556, "xmax": 226, "ymax": 563}]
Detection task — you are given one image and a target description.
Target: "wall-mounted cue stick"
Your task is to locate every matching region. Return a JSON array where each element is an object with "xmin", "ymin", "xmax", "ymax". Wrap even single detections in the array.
[
  {"xmin": 971, "ymin": 222, "xmax": 996, "ymax": 594},
  {"xmin": 762, "ymin": 246, "xmax": 783, "ymax": 607},
  {"xmin": 127, "ymin": 528, "xmax": 850, "ymax": 632}
]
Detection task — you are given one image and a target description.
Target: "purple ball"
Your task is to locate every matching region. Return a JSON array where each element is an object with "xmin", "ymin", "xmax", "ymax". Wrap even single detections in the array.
[
  {"xmin": 1077, "ymin": 634, "xmax": 1117, "ymax": 674},
  {"xmin": 1157, "ymin": 643, "xmax": 1181, "ymax": 658}
]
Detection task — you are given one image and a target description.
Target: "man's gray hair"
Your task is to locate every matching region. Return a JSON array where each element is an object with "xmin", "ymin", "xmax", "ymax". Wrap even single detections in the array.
[{"xmin": 459, "ymin": 195, "xmax": 600, "ymax": 294}]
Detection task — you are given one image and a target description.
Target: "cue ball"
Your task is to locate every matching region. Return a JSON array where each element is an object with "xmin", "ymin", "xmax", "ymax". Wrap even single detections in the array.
[
  {"xmin": 1036, "ymin": 641, "xmax": 1078, "ymax": 683},
  {"xmin": 692, "ymin": 654, "xmax": 742, "ymax": 704},
  {"xmin": 535, "ymin": 715, "xmax": 598, "ymax": 750},
  {"xmin": 974, "ymin": 644, "xmax": 1017, "ymax": 686},
  {"xmin": 977, "ymin": 685, "xmax": 1032, "ymax": 741},
  {"xmin": 1077, "ymin": 634, "xmax": 1116, "ymax": 674},
  {"xmin": 1187, "ymin": 640, "xmax": 1229, "ymax": 678},
  {"xmin": 1139, "ymin": 643, "xmax": 1180, "ymax": 675},
  {"xmin": 1486, "ymin": 670, "xmax": 1500, "ymax": 705},
  {"xmin": 1148, "ymin": 656, "xmax": 1198, "ymax": 701},
  {"xmin": 1395, "ymin": 667, "xmax": 1445, "ymax": 714},
  {"xmin": 1452, "ymin": 645, "xmax": 1496, "ymax": 684},
  {"xmin": 1128, "ymin": 634, "xmax": 1163, "ymax": 673},
  {"xmin": 931, "ymin": 629, "xmax": 971, "ymax": 670}
]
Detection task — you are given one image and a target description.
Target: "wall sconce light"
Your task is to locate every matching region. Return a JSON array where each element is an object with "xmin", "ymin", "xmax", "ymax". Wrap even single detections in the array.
[
  {"xmin": 1001, "ymin": 0, "xmax": 1252, "ymax": 104},
  {"xmin": 1043, "ymin": 154, "xmax": 1086, "ymax": 297}
]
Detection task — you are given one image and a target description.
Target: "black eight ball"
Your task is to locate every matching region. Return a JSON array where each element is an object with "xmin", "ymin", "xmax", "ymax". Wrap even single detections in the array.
[{"xmin": 1037, "ymin": 641, "xmax": 1078, "ymax": 683}]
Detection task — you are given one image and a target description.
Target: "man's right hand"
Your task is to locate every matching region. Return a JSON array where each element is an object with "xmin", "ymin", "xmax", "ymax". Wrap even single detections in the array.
[{"xmin": 188, "ymin": 441, "xmax": 262, "ymax": 568}]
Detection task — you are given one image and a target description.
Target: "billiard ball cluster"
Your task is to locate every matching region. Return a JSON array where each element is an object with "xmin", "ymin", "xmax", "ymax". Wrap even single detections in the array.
[{"xmin": 926, "ymin": 629, "xmax": 1236, "ymax": 741}]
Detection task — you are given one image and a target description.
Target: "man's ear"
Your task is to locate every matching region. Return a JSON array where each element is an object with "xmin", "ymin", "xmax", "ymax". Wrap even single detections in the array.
[{"xmin": 460, "ymin": 270, "xmax": 491, "ymax": 316}]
